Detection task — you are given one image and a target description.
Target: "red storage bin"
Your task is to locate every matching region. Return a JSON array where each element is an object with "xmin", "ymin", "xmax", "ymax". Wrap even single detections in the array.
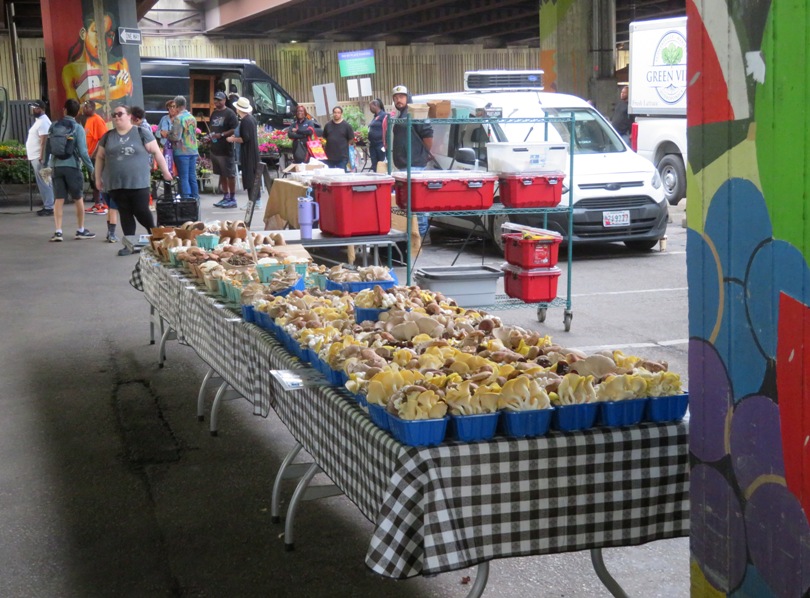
[
  {"xmin": 393, "ymin": 171, "xmax": 497, "ymax": 212},
  {"xmin": 502, "ymin": 231, "xmax": 563, "ymax": 269},
  {"xmin": 498, "ymin": 173, "xmax": 564, "ymax": 208},
  {"xmin": 313, "ymin": 174, "xmax": 394, "ymax": 237},
  {"xmin": 502, "ymin": 264, "xmax": 561, "ymax": 303}
]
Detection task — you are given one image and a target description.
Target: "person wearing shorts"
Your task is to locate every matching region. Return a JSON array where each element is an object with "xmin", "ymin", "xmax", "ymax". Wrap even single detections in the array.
[
  {"xmin": 99, "ymin": 191, "xmax": 120, "ymax": 243},
  {"xmin": 43, "ymin": 99, "xmax": 96, "ymax": 242},
  {"xmin": 209, "ymin": 91, "xmax": 239, "ymax": 208}
]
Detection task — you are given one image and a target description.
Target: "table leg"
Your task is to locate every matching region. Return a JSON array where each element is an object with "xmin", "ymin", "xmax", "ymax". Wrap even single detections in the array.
[
  {"xmin": 158, "ymin": 325, "xmax": 176, "ymax": 368},
  {"xmin": 284, "ymin": 462, "xmax": 320, "ymax": 551},
  {"xmin": 196, "ymin": 367, "xmax": 220, "ymax": 422},
  {"xmin": 272, "ymin": 442, "xmax": 304, "ymax": 523},
  {"xmin": 463, "ymin": 562, "xmax": 490, "ymax": 598},
  {"xmin": 590, "ymin": 548, "xmax": 629, "ymax": 598},
  {"xmin": 209, "ymin": 381, "xmax": 229, "ymax": 436}
]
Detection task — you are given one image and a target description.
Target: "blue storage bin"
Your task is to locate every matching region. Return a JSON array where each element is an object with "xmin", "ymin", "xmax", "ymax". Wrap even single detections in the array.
[
  {"xmin": 447, "ymin": 412, "xmax": 500, "ymax": 442},
  {"xmin": 553, "ymin": 403, "xmax": 599, "ymax": 432},
  {"xmin": 367, "ymin": 402, "xmax": 390, "ymax": 430},
  {"xmin": 599, "ymin": 398, "xmax": 648, "ymax": 427},
  {"xmin": 499, "ymin": 409, "xmax": 553, "ymax": 438},
  {"xmin": 325, "ymin": 271, "xmax": 398, "ymax": 293},
  {"xmin": 241, "ymin": 304, "xmax": 255, "ymax": 324},
  {"xmin": 388, "ymin": 414, "xmax": 448, "ymax": 447},
  {"xmin": 355, "ymin": 307, "xmax": 390, "ymax": 323},
  {"xmin": 645, "ymin": 394, "xmax": 689, "ymax": 422}
]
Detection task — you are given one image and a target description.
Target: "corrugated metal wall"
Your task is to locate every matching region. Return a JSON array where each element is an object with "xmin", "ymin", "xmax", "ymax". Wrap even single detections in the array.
[{"xmin": 0, "ymin": 34, "xmax": 539, "ymax": 104}]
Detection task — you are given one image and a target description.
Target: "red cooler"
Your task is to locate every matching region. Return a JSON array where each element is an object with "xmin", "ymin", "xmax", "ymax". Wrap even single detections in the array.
[
  {"xmin": 393, "ymin": 171, "xmax": 497, "ymax": 212},
  {"xmin": 502, "ymin": 230, "xmax": 563, "ymax": 268},
  {"xmin": 502, "ymin": 264, "xmax": 561, "ymax": 303},
  {"xmin": 498, "ymin": 173, "xmax": 565, "ymax": 208},
  {"xmin": 312, "ymin": 174, "xmax": 394, "ymax": 236}
]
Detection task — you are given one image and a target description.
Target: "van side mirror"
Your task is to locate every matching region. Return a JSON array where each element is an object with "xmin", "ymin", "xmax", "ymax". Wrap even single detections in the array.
[{"xmin": 455, "ymin": 147, "xmax": 477, "ymax": 165}]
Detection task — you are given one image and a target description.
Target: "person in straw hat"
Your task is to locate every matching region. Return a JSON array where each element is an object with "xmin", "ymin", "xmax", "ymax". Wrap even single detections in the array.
[{"xmin": 226, "ymin": 97, "xmax": 260, "ymax": 207}]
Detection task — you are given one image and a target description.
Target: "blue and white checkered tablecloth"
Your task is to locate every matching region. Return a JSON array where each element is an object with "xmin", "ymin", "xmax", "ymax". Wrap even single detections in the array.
[{"xmin": 136, "ymin": 252, "xmax": 690, "ymax": 579}]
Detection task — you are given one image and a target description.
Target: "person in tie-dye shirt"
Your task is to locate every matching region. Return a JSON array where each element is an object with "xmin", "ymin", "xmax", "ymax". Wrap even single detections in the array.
[{"xmin": 169, "ymin": 96, "xmax": 199, "ymax": 199}]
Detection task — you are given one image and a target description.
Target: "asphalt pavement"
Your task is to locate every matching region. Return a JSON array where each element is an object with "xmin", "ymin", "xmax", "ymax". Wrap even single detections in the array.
[{"xmin": 0, "ymin": 186, "xmax": 688, "ymax": 597}]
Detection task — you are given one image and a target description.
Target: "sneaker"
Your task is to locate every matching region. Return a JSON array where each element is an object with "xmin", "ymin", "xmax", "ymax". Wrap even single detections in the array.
[
  {"xmin": 213, "ymin": 195, "xmax": 230, "ymax": 207},
  {"xmin": 118, "ymin": 247, "xmax": 132, "ymax": 256},
  {"xmin": 49, "ymin": 231, "xmax": 63, "ymax": 242},
  {"xmin": 106, "ymin": 233, "xmax": 118, "ymax": 244},
  {"xmin": 218, "ymin": 199, "xmax": 238, "ymax": 209},
  {"xmin": 84, "ymin": 204, "xmax": 96, "ymax": 213},
  {"xmin": 75, "ymin": 229, "xmax": 96, "ymax": 240},
  {"xmin": 37, "ymin": 208, "xmax": 54, "ymax": 216},
  {"xmin": 92, "ymin": 205, "xmax": 108, "ymax": 215}
]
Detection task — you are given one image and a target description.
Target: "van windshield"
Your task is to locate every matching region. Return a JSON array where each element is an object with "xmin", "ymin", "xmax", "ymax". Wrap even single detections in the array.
[{"xmin": 495, "ymin": 108, "xmax": 625, "ymax": 154}]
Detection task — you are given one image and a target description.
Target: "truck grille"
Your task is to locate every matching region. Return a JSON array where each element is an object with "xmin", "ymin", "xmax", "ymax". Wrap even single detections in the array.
[{"xmin": 576, "ymin": 196, "xmax": 655, "ymax": 210}]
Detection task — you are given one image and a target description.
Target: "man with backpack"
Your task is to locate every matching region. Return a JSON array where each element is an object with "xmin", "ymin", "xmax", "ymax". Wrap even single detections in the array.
[{"xmin": 43, "ymin": 99, "xmax": 96, "ymax": 242}]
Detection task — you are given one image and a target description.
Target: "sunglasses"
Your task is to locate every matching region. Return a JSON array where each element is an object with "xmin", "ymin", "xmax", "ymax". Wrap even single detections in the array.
[{"xmin": 112, "ymin": 111, "xmax": 127, "ymax": 118}]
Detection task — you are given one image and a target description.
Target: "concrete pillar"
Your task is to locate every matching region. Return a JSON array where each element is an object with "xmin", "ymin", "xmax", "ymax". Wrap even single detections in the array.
[
  {"xmin": 41, "ymin": 0, "xmax": 142, "ymax": 119},
  {"xmin": 539, "ymin": 0, "xmax": 591, "ymax": 98}
]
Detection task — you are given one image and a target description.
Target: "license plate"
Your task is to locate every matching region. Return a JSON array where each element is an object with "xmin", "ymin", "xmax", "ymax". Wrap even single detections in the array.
[{"xmin": 603, "ymin": 210, "xmax": 630, "ymax": 227}]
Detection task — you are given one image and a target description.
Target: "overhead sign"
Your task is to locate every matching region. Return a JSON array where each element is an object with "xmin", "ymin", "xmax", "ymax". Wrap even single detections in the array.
[
  {"xmin": 118, "ymin": 27, "xmax": 142, "ymax": 46},
  {"xmin": 338, "ymin": 49, "xmax": 376, "ymax": 77}
]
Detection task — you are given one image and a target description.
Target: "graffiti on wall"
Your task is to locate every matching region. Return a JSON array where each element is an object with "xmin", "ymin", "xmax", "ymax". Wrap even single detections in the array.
[{"xmin": 687, "ymin": 0, "xmax": 810, "ymax": 596}]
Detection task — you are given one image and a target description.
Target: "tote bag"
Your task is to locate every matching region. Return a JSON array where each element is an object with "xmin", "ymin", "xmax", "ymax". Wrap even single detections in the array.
[{"xmin": 307, "ymin": 134, "xmax": 327, "ymax": 160}]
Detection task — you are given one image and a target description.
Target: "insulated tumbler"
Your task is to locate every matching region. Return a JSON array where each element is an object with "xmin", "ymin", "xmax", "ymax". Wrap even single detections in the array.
[{"xmin": 297, "ymin": 197, "xmax": 319, "ymax": 239}]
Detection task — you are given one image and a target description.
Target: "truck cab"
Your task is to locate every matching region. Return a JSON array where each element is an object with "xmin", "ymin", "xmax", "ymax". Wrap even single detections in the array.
[
  {"xmin": 414, "ymin": 71, "xmax": 669, "ymax": 251},
  {"xmin": 140, "ymin": 57, "xmax": 297, "ymax": 130}
]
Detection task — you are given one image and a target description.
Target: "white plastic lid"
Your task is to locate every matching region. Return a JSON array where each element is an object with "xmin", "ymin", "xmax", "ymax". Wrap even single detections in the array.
[
  {"xmin": 500, "ymin": 222, "xmax": 563, "ymax": 239},
  {"xmin": 312, "ymin": 173, "xmax": 394, "ymax": 184},
  {"xmin": 501, "ymin": 263, "xmax": 561, "ymax": 276},
  {"xmin": 392, "ymin": 169, "xmax": 497, "ymax": 182}
]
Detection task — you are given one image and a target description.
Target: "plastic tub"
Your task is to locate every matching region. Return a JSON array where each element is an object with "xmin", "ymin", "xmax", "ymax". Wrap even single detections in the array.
[
  {"xmin": 502, "ymin": 264, "xmax": 561, "ymax": 303},
  {"xmin": 387, "ymin": 414, "xmax": 448, "ymax": 447},
  {"xmin": 502, "ymin": 231, "xmax": 563, "ymax": 269},
  {"xmin": 393, "ymin": 171, "xmax": 497, "ymax": 212},
  {"xmin": 312, "ymin": 173, "xmax": 394, "ymax": 237},
  {"xmin": 414, "ymin": 265, "xmax": 501, "ymax": 307},
  {"xmin": 553, "ymin": 403, "xmax": 599, "ymax": 432},
  {"xmin": 447, "ymin": 412, "xmax": 500, "ymax": 442},
  {"xmin": 257, "ymin": 263, "xmax": 308, "ymax": 282},
  {"xmin": 355, "ymin": 307, "xmax": 390, "ymax": 323},
  {"xmin": 498, "ymin": 173, "xmax": 564, "ymax": 208},
  {"xmin": 271, "ymin": 275, "xmax": 306, "ymax": 297},
  {"xmin": 645, "ymin": 394, "xmax": 689, "ymax": 422},
  {"xmin": 499, "ymin": 408, "xmax": 553, "ymax": 438},
  {"xmin": 241, "ymin": 304, "xmax": 256, "ymax": 324},
  {"xmin": 367, "ymin": 403, "xmax": 391, "ymax": 431},
  {"xmin": 487, "ymin": 142, "xmax": 568, "ymax": 174},
  {"xmin": 598, "ymin": 398, "xmax": 648, "ymax": 427}
]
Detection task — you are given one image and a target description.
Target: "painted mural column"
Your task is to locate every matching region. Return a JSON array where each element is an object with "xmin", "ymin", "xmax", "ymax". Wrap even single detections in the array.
[
  {"xmin": 687, "ymin": 0, "xmax": 810, "ymax": 596},
  {"xmin": 41, "ymin": 0, "xmax": 142, "ymax": 119},
  {"xmin": 539, "ymin": 0, "xmax": 591, "ymax": 97}
]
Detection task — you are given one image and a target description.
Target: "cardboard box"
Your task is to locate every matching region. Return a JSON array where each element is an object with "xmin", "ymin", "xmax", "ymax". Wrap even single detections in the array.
[
  {"xmin": 282, "ymin": 160, "xmax": 327, "ymax": 174},
  {"xmin": 428, "ymin": 100, "xmax": 451, "ymax": 118}
]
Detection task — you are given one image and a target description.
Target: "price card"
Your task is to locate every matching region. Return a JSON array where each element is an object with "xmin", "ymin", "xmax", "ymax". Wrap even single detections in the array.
[{"xmin": 270, "ymin": 369, "xmax": 329, "ymax": 391}]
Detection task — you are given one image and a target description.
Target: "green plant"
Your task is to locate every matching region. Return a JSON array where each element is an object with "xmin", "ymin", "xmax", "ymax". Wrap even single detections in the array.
[
  {"xmin": 342, "ymin": 105, "xmax": 366, "ymax": 132},
  {"xmin": 0, "ymin": 142, "xmax": 30, "ymax": 184}
]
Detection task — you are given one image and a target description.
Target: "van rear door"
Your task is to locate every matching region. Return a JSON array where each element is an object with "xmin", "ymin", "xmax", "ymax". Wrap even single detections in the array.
[{"xmin": 141, "ymin": 60, "xmax": 190, "ymax": 122}]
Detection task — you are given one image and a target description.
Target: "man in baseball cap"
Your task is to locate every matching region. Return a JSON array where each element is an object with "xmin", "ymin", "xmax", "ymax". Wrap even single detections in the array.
[
  {"xmin": 29, "ymin": 100, "xmax": 47, "ymax": 110},
  {"xmin": 26, "ymin": 100, "xmax": 53, "ymax": 215},
  {"xmin": 210, "ymin": 90, "xmax": 239, "ymax": 208},
  {"xmin": 392, "ymin": 85, "xmax": 409, "ymax": 96}
]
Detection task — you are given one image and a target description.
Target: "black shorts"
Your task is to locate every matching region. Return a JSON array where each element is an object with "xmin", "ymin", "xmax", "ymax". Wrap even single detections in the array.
[
  {"xmin": 52, "ymin": 166, "xmax": 85, "ymax": 200},
  {"xmin": 211, "ymin": 154, "xmax": 236, "ymax": 178}
]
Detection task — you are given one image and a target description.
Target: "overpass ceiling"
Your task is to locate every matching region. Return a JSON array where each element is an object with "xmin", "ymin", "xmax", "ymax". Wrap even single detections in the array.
[{"xmin": 0, "ymin": 0, "xmax": 684, "ymax": 44}]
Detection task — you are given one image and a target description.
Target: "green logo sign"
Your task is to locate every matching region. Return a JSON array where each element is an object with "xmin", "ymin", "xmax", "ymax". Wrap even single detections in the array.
[{"xmin": 338, "ymin": 49, "xmax": 376, "ymax": 77}]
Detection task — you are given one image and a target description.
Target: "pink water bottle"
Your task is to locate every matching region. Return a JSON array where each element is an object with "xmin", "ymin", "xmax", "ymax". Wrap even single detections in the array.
[{"xmin": 297, "ymin": 197, "xmax": 319, "ymax": 239}]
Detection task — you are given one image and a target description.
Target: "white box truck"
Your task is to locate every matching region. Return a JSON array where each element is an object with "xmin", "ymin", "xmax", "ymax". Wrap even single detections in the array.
[{"xmin": 628, "ymin": 17, "xmax": 687, "ymax": 205}]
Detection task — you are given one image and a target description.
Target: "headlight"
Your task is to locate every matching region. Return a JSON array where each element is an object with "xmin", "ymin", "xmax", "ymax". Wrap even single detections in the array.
[
  {"xmin": 562, "ymin": 183, "xmax": 569, "ymax": 194},
  {"xmin": 651, "ymin": 170, "xmax": 662, "ymax": 189}
]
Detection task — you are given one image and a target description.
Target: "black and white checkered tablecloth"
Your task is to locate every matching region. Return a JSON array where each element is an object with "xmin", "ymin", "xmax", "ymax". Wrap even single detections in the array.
[{"xmin": 136, "ymin": 254, "xmax": 690, "ymax": 580}]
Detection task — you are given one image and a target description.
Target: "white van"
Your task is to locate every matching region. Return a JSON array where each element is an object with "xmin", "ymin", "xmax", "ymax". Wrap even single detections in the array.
[{"xmin": 414, "ymin": 71, "xmax": 668, "ymax": 251}]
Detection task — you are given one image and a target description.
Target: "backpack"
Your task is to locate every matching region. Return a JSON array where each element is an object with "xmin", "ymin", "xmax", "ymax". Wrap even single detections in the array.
[{"xmin": 49, "ymin": 118, "xmax": 78, "ymax": 160}]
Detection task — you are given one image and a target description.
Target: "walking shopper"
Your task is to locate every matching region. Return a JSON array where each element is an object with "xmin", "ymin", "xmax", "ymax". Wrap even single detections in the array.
[
  {"xmin": 80, "ymin": 100, "xmax": 109, "ymax": 214},
  {"xmin": 95, "ymin": 105, "xmax": 172, "ymax": 255},
  {"xmin": 25, "ymin": 100, "xmax": 54, "ymax": 216},
  {"xmin": 43, "ymin": 99, "xmax": 96, "ymax": 242},
  {"xmin": 169, "ymin": 96, "xmax": 199, "ymax": 200}
]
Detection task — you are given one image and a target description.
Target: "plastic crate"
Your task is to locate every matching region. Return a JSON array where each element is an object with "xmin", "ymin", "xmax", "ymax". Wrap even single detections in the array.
[
  {"xmin": 312, "ymin": 174, "xmax": 394, "ymax": 236},
  {"xmin": 487, "ymin": 142, "xmax": 568, "ymax": 174},
  {"xmin": 502, "ymin": 231, "xmax": 563, "ymax": 269},
  {"xmin": 553, "ymin": 403, "xmax": 599, "ymax": 432},
  {"xmin": 447, "ymin": 413, "xmax": 500, "ymax": 442},
  {"xmin": 413, "ymin": 266, "xmax": 501, "ymax": 307},
  {"xmin": 499, "ymin": 409, "xmax": 553, "ymax": 438},
  {"xmin": 645, "ymin": 394, "xmax": 689, "ymax": 422},
  {"xmin": 393, "ymin": 171, "xmax": 497, "ymax": 212},
  {"xmin": 598, "ymin": 398, "xmax": 648, "ymax": 427},
  {"xmin": 155, "ymin": 197, "xmax": 200, "ymax": 227},
  {"xmin": 355, "ymin": 307, "xmax": 390, "ymax": 323},
  {"xmin": 498, "ymin": 173, "xmax": 564, "ymax": 208},
  {"xmin": 325, "ymin": 271, "xmax": 398, "ymax": 293},
  {"xmin": 387, "ymin": 414, "xmax": 448, "ymax": 447},
  {"xmin": 502, "ymin": 264, "xmax": 561, "ymax": 303}
]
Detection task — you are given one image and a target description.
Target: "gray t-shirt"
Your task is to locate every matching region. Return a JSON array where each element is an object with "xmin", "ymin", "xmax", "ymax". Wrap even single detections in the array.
[{"xmin": 99, "ymin": 126, "xmax": 156, "ymax": 191}]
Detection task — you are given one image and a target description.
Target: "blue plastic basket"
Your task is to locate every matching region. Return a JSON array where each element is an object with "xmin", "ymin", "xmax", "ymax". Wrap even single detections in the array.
[
  {"xmin": 241, "ymin": 304, "xmax": 256, "ymax": 324},
  {"xmin": 367, "ymin": 402, "xmax": 390, "ymax": 430},
  {"xmin": 325, "ymin": 271, "xmax": 399, "ymax": 293},
  {"xmin": 499, "ymin": 409, "xmax": 553, "ymax": 438},
  {"xmin": 388, "ymin": 414, "xmax": 448, "ymax": 447},
  {"xmin": 598, "ymin": 398, "xmax": 648, "ymax": 427},
  {"xmin": 553, "ymin": 403, "xmax": 599, "ymax": 432},
  {"xmin": 447, "ymin": 412, "xmax": 500, "ymax": 442},
  {"xmin": 355, "ymin": 307, "xmax": 390, "ymax": 323},
  {"xmin": 271, "ymin": 275, "xmax": 306, "ymax": 297},
  {"xmin": 645, "ymin": 394, "xmax": 689, "ymax": 422}
]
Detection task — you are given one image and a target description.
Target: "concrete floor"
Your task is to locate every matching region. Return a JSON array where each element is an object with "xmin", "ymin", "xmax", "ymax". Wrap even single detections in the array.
[{"xmin": 0, "ymin": 188, "xmax": 689, "ymax": 597}]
